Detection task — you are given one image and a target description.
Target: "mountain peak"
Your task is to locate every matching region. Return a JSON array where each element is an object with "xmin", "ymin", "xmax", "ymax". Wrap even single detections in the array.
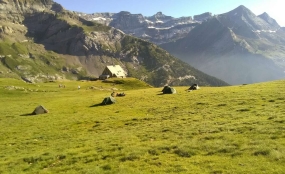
[
  {"xmin": 222, "ymin": 5, "xmax": 256, "ymax": 21},
  {"xmin": 237, "ymin": 5, "xmax": 247, "ymax": 9},
  {"xmin": 148, "ymin": 11, "xmax": 173, "ymax": 21},
  {"xmin": 154, "ymin": 11, "xmax": 167, "ymax": 18},
  {"xmin": 216, "ymin": 5, "xmax": 278, "ymax": 37},
  {"xmin": 118, "ymin": 11, "xmax": 131, "ymax": 15},
  {"xmin": 231, "ymin": 5, "xmax": 253, "ymax": 14},
  {"xmin": 258, "ymin": 12, "xmax": 280, "ymax": 28},
  {"xmin": 223, "ymin": 5, "xmax": 258, "ymax": 22},
  {"xmin": 260, "ymin": 12, "xmax": 269, "ymax": 18},
  {"xmin": 156, "ymin": 12, "xmax": 163, "ymax": 16}
]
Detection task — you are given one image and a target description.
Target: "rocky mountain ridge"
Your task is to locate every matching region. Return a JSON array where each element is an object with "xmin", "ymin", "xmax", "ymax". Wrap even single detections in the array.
[
  {"xmin": 0, "ymin": 0, "xmax": 228, "ymax": 87},
  {"xmin": 76, "ymin": 11, "xmax": 212, "ymax": 44}
]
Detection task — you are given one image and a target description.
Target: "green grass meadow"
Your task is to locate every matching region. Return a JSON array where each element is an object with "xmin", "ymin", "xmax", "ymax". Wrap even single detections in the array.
[{"xmin": 0, "ymin": 78, "xmax": 285, "ymax": 173}]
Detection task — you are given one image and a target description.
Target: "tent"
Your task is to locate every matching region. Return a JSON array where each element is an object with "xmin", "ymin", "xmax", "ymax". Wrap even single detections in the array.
[
  {"xmin": 32, "ymin": 105, "xmax": 49, "ymax": 115},
  {"xmin": 101, "ymin": 96, "xmax": 116, "ymax": 105},
  {"xmin": 162, "ymin": 86, "xmax": 176, "ymax": 94},
  {"xmin": 189, "ymin": 84, "xmax": 199, "ymax": 90}
]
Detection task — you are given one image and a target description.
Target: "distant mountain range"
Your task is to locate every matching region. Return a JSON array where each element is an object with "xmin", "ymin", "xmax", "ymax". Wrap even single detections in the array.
[
  {"xmin": 77, "ymin": 5, "xmax": 285, "ymax": 85},
  {"xmin": 0, "ymin": 0, "xmax": 228, "ymax": 87},
  {"xmin": 76, "ymin": 11, "xmax": 212, "ymax": 45}
]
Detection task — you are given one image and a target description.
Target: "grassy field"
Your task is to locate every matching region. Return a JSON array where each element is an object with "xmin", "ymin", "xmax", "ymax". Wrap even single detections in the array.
[{"xmin": 0, "ymin": 78, "xmax": 284, "ymax": 174}]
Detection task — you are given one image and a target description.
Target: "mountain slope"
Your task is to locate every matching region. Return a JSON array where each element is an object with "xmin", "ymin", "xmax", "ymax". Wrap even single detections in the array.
[
  {"xmin": 0, "ymin": 0, "xmax": 228, "ymax": 87},
  {"xmin": 161, "ymin": 5, "xmax": 285, "ymax": 85}
]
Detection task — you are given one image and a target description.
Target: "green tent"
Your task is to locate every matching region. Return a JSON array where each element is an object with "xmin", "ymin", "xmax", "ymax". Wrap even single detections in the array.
[
  {"xmin": 101, "ymin": 96, "xmax": 116, "ymax": 105},
  {"xmin": 189, "ymin": 84, "xmax": 199, "ymax": 90},
  {"xmin": 32, "ymin": 105, "xmax": 49, "ymax": 115},
  {"xmin": 162, "ymin": 86, "xmax": 176, "ymax": 94}
]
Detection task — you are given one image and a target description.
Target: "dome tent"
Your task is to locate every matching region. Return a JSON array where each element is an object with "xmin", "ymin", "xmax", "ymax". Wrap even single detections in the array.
[
  {"xmin": 32, "ymin": 105, "xmax": 49, "ymax": 115},
  {"xmin": 162, "ymin": 86, "xmax": 176, "ymax": 94},
  {"xmin": 188, "ymin": 84, "xmax": 199, "ymax": 90}
]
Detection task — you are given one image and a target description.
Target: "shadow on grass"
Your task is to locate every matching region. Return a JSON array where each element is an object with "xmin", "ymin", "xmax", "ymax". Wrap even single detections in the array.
[
  {"xmin": 157, "ymin": 93, "xmax": 176, "ymax": 95},
  {"xmin": 90, "ymin": 103, "xmax": 104, "ymax": 107},
  {"xmin": 20, "ymin": 113, "xmax": 35, "ymax": 116},
  {"xmin": 90, "ymin": 103, "xmax": 116, "ymax": 107}
]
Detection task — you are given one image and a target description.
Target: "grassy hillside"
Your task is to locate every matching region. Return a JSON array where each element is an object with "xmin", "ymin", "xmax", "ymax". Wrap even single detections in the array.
[{"xmin": 0, "ymin": 78, "xmax": 284, "ymax": 173}]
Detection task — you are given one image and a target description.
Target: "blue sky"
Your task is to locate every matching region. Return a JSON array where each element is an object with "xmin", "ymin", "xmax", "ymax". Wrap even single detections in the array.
[{"xmin": 53, "ymin": 0, "xmax": 285, "ymax": 26}]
